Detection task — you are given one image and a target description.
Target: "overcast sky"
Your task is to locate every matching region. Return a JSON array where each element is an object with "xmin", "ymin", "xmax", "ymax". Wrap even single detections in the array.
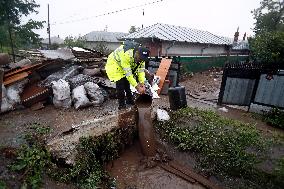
[{"xmin": 26, "ymin": 0, "xmax": 261, "ymax": 39}]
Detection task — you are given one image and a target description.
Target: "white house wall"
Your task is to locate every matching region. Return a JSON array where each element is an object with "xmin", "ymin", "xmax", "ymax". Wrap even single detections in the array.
[{"xmin": 162, "ymin": 41, "xmax": 227, "ymax": 56}]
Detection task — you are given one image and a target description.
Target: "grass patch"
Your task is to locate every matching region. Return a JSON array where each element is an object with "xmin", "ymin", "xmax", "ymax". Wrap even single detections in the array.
[{"xmin": 155, "ymin": 107, "xmax": 284, "ymax": 188}]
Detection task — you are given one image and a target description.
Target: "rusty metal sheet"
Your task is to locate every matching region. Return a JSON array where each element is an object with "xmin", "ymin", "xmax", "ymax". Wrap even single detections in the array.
[
  {"xmin": 4, "ymin": 63, "xmax": 41, "ymax": 78},
  {"xmin": 21, "ymin": 83, "xmax": 51, "ymax": 107},
  {"xmin": 4, "ymin": 72, "xmax": 29, "ymax": 86}
]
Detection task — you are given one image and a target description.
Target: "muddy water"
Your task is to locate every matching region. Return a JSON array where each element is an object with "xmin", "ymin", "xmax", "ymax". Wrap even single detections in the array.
[
  {"xmin": 136, "ymin": 94, "xmax": 157, "ymax": 156},
  {"xmin": 107, "ymin": 141, "xmax": 205, "ymax": 189}
]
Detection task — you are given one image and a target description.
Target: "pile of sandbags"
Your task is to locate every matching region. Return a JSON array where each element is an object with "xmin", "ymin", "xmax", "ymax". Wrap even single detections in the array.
[{"xmin": 51, "ymin": 79, "xmax": 104, "ymax": 110}]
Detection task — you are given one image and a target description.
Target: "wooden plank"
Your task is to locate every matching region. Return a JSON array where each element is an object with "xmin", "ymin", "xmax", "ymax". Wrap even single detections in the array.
[
  {"xmin": 155, "ymin": 58, "xmax": 172, "ymax": 94},
  {"xmin": 0, "ymin": 69, "xmax": 4, "ymax": 109},
  {"xmin": 169, "ymin": 161, "xmax": 222, "ymax": 189},
  {"xmin": 159, "ymin": 163, "xmax": 196, "ymax": 184}
]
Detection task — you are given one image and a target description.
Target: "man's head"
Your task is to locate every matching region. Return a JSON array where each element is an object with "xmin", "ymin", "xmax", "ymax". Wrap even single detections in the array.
[{"xmin": 134, "ymin": 47, "xmax": 150, "ymax": 64}]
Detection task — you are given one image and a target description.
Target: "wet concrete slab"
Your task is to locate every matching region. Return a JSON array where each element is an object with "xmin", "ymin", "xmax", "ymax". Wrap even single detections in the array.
[{"xmin": 0, "ymin": 99, "xmax": 138, "ymax": 165}]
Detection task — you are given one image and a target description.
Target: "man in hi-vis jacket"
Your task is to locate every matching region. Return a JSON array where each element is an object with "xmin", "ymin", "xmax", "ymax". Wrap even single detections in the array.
[{"xmin": 105, "ymin": 41, "xmax": 150, "ymax": 109}]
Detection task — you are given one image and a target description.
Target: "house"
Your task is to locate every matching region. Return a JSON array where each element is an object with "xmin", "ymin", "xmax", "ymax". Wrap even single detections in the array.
[
  {"xmin": 41, "ymin": 36, "xmax": 64, "ymax": 49},
  {"xmin": 122, "ymin": 23, "xmax": 232, "ymax": 57},
  {"xmin": 231, "ymin": 40, "xmax": 250, "ymax": 55},
  {"xmin": 83, "ymin": 31, "xmax": 127, "ymax": 53}
]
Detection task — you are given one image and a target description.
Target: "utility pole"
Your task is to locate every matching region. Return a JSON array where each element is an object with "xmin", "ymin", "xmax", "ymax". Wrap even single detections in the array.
[
  {"xmin": 47, "ymin": 4, "xmax": 51, "ymax": 49},
  {"xmin": 142, "ymin": 9, "xmax": 144, "ymax": 29}
]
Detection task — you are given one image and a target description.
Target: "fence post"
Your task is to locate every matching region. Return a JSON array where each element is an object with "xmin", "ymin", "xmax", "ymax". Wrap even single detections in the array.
[{"xmin": 217, "ymin": 65, "xmax": 228, "ymax": 105}]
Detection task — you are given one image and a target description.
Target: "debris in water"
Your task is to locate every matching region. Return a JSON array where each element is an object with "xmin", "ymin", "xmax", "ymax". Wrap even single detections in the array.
[
  {"xmin": 157, "ymin": 109, "xmax": 170, "ymax": 121},
  {"xmin": 218, "ymin": 107, "xmax": 228, "ymax": 113}
]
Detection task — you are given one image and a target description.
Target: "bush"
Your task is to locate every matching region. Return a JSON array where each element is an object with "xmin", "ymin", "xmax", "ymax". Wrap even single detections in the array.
[{"xmin": 263, "ymin": 108, "xmax": 284, "ymax": 128}]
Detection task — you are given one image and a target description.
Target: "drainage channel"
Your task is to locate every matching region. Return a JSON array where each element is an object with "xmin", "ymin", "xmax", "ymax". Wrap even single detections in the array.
[{"xmin": 135, "ymin": 94, "xmax": 222, "ymax": 189}]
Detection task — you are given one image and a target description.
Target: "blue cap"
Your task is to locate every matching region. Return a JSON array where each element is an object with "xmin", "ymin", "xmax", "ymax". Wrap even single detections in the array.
[{"xmin": 137, "ymin": 47, "xmax": 150, "ymax": 62}]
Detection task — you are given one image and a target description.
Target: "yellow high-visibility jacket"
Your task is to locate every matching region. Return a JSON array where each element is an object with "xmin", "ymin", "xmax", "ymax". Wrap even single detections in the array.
[{"xmin": 105, "ymin": 45, "xmax": 145, "ymax": 87}]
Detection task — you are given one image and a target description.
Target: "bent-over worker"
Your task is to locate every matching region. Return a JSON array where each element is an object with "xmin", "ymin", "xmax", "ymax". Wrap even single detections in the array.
[{"xmin": 105, "ymin": 41, "xmax": 150, "ymax": 110}]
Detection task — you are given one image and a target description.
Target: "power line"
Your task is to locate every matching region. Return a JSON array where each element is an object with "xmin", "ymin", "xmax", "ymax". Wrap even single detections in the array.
[{"xmin": 51, "ymin": 0, "xmax": 164, "ymax": 26}]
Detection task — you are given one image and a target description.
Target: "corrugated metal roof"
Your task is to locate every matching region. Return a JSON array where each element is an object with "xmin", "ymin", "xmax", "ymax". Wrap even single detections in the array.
[
  {"xmin": 84, "ymin": 31, "xmax": 127, "ymax": 42},
  {"xmin": 123, "ymin": 23, "xmax": 231, "ymax": 45},
  {"xmin": 39, "ymin": 49, "xmax": 75, "ymax": 60}
]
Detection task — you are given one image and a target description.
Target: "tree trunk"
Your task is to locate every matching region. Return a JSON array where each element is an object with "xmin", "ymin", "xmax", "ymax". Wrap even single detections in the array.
[{"xmin": 7, "ymin": 24, "xmax": 15, "ymax": 63}]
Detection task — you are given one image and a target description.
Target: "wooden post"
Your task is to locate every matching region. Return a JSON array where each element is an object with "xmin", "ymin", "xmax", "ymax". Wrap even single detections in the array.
[{"xmin": 0, "ymin": 69, "xmax": 4, "ymax": 110}]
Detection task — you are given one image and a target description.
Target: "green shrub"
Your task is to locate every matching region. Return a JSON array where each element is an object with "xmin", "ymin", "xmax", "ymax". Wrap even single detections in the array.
[
  {"xmin": 263, "ymin": 108, "xmax": 284, "ymax": 128},
  {"xmin": 156, "ymin": 108, "xmax": 263, "ymax": 176}
]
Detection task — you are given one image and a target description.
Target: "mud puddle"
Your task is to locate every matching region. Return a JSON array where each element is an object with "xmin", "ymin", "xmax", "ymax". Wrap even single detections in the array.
[
  {"xmin": 107, "ymin": 141, "xmax": 204, "ymax": 189},
  {"xmin": 107, "ymin": 94, "xmax": 209, "ymax": 188}
]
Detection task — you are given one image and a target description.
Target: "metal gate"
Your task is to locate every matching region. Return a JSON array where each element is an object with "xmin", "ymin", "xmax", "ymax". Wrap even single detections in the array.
[{"xmin": 218, "ymin": 62, "xmax": 284, "ymax": 108}]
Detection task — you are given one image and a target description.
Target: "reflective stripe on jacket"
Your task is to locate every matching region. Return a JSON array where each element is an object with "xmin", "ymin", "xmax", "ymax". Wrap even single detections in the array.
[{"xmin": 105, "ymin": 45, "xmax": 145, "ymax": 87}]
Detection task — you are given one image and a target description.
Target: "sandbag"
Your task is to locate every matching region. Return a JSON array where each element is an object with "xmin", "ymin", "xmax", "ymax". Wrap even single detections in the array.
[
  {"xmin": 41, "ymin": 65, "xmax": 81, "ymax": 87},
  {"xmin": 1, "ymin": 85, "xmax": 13, "ymax": 113},
  {"xmin": 84, "ymin": 82, "xmax": 104, "ymax": 106},
  {"xmin": 68, "ymin": 74, "xmax": 99, "ymax": 89},
  {"xmin": 83, "ymin": 68, "xmax": 101, "ymax": 76},
  {"xmin": 51, "ymin": 79, "xmax": 71, "ymax": 108},
  {"xmin": 72, "ymin": 85, "xmax": 92, "ymax": 109},
  {"xmin": 6, "ymin": 79, "xmax": 28, "ymax": 104}
]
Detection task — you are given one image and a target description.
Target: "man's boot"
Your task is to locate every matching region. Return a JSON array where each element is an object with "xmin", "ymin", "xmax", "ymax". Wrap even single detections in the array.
[
  {"xmin": 118, "ymin": 98, "xmax": 126, "ymax": 110},
  {"xmin": 126, "ymin": 97, "xmax": 135, "ymax": 106}
]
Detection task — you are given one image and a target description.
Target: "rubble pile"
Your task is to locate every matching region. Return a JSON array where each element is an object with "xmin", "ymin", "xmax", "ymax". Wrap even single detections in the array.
[{"xmin": 0, "ymin": 47, "xmax": 113, "ymax": 114}]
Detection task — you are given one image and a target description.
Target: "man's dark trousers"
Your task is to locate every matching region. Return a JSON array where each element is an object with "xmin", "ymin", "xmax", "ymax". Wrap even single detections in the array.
[{"xmin": 116, "ymin": 77, "xmax": 134, "ymax": 108}]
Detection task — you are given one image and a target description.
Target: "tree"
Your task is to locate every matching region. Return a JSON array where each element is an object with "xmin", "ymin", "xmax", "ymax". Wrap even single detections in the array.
[
  {"xmin": 129, "ymin": 26, "xmax": 140, "ymax": 34},
  {"xmin": 64, "ymin": 36, "xmax": 86, "ymax": 48},
  {"xmin": 0, "ymin": 0, "xmax": 44, "ymax": 61},
  {"xmin": 249, "ymin": 31, "xmax": 284, "ymax": 63},
  {"xmin": 94, "ymin": 41, "xmax": 110, "ymax": 55},
  {"xmin": 249, "ymin": 0, "xmax": 284, "ymax": 64},
  {"xmin": 252, "ymin": 0, "xmax": 284, "ymax": 34}
]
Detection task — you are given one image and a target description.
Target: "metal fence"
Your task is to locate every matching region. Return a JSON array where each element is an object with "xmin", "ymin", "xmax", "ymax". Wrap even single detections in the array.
[{"xmin": 218, "ymin": 62, "xmax": 284, "ymax": 109}]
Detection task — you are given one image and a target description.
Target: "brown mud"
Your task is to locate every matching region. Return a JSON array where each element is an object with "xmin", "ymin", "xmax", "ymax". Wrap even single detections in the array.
[
  {"xmin": 136, "ymin": 94, "xmax": 157, "ymax": 157},
  {"xmin": 107, "ymin": 141, "xmax": 205, "ymax": 189}
]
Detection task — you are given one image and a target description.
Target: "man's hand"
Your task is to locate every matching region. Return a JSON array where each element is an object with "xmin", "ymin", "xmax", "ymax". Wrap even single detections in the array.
[{"xmin": 136, "ymin": 83, "xmax": 145, "ymax": 94}]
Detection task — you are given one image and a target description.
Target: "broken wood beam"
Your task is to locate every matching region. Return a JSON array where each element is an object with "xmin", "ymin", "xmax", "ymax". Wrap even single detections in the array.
[{"xmin": 155, "ymin": 58, "xmax": 172, "ymax": 94}]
